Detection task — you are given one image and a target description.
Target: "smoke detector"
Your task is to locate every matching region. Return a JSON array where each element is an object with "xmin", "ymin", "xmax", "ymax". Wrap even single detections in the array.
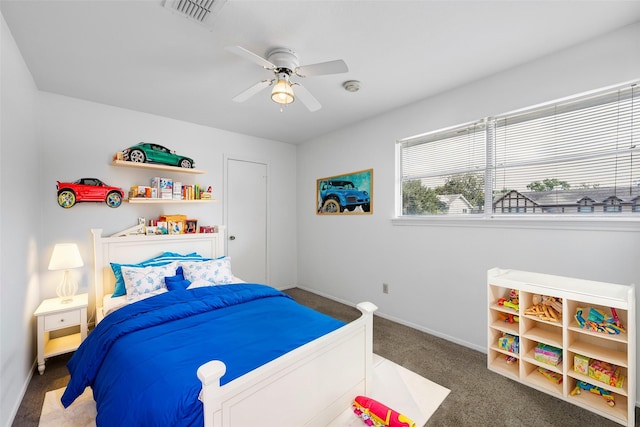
[
  {"xmin": 164, "ymin": 0, "xmax": 228, "ymax": 29},
  {"xmin": 343, "ymin": 80, "xmax": 361, "ymax": 93}
]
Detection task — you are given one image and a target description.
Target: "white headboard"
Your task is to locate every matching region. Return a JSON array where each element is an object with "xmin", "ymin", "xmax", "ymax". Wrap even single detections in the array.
[{"xmin": 91, "ymin": 227, "xmax": 226, "ymax": 317}]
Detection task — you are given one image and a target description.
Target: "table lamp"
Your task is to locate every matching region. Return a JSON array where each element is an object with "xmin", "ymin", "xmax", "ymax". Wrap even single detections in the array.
[{"xmin": 48, "ymin": 243, "xmax": 83, "ymax": 303}]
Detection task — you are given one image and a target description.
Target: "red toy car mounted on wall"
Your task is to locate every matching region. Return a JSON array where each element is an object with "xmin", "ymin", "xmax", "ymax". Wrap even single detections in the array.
[{"xmin": 56, "ymin": 178, "xmax": 124, "ymax": 208}]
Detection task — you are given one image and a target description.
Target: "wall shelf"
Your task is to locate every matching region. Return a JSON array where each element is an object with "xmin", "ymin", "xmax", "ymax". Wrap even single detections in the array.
[
  {"xmin": 111, "ymin": 159, "xmax": 206, "ymax": 174},
  {"xmin": 126, "ymin": 198, "xmax": 216, "ymax": 204},
  {"xmin": 487, "ymin": 268, "xmax": 636, "ymax": 426}
]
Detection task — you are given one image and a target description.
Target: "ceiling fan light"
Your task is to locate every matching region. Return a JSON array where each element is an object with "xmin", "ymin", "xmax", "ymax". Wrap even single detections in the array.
[{"xmin": 271, "ymin": 79, "xmax": 295, "ymax": 105}]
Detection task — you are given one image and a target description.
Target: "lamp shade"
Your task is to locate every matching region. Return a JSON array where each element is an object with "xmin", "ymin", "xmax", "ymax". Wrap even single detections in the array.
[
  {"xmin": 48, "ymin": 243, "xmax": 83, "ymax": 270},
  {"xmin": 271, "ymin": 78, "xmax": 294, "ymax": 105}
]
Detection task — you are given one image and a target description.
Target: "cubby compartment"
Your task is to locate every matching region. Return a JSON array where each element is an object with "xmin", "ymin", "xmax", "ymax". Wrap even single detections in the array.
[
  {"xmin": 522, "ymin": 359, "xmax": 563, "ymax": 396},
  {"xmin": 566, "ymin": 376, "xmax": 629, "ymax": 426},
  {"xmin": 521, "ymin": 337, "xmax": 563, "ymax": 373},
  {"xmin": 566, "ymin": 349, "xmax": 629, "ymax": 397},
  {"xmin": 488, "ymin": 348, "xmax": 519, "ymax": 379},
  {"xmin": 521, "ymin": 316, "xmax": 562, "ymax": 348},
  {"xmin": 489, "ymin": 305, "xmax": 519, "ymax": 336},
  {"xmin": 487, "ymin": 268, "xmax": 635, "ymax": 426}
]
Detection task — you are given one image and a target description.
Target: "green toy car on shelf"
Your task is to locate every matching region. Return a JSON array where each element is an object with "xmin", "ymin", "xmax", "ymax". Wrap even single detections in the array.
[{"xmin": 122, "ymin": 143, "xmax": 195, "ymax": 168}]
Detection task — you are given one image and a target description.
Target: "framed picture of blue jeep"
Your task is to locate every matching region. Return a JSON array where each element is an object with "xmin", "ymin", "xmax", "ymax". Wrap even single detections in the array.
[{"xmin": 316, "ymin": 169, "xmax": 372, "ymax": 215}]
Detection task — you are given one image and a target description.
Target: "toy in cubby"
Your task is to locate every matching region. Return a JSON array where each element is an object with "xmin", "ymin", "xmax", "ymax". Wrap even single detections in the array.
[
  {"xmin": 534, "ymin": 343, "xmax": 562, "ymax": 366},
  {"xmin": 537, "ymin": 367, "xmax": 562, "ymax": 384},
  {"xmin": 573, "ymin": 354, "xmax": 590, "ymax": 375},
  {"xmin": 497, "ymin": 311, "xmax": 519, "ymax": 324},
  {"xmin": 524, "ymin": 294, "xmax": 562, "ymax": 322},
  {"xmin": 574, "ymin": 354, "xmax": 625, "ymax": 388},
  {"xmin": 590, "ymin": 359, "xmax": 625, "ymax": 388},
  {"xmin": 497, "ymin": 289, "xmax": 519, "ymax": 311},
  {"xmin": 498, "ymin": 333, "xmax": 519, "ymax": 354},
  {"xmin": 575, "ymin": 306, "xmax": 625, "ymax": 335},
  {"xmin": 570, "ymin": 380, "xmax": 615, "ymax": 407}
]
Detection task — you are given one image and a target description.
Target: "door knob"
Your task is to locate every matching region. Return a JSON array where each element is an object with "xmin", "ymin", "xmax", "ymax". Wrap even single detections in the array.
[{"xmin": 229, "ymin": 235, "xmax": 236, "ymax": 240}]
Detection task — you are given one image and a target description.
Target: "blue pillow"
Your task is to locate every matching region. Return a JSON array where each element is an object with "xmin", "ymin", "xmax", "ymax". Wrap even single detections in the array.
[
  {"xmin": 110, "ymin": 253, "xmax": 209, "ymax": 297},
  {"xmin": 165, "ymin": 267, "xmax": 191, "ymax": 291}
]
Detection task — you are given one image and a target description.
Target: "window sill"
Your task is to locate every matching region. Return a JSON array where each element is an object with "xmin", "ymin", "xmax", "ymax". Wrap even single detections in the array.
[{"xmin": 391, "ymin": 215, "xmax": 640, "ymax": 232}]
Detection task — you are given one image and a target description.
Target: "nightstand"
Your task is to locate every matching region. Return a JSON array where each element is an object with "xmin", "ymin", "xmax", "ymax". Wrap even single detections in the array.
[{"xmin": 34, "ymin": 293, "xmax": 88, "ymax": 375}]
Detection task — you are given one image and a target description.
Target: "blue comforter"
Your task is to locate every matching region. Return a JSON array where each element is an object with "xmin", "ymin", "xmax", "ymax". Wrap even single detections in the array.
[{"xmin": 61, "ymin": 284, "xmax": 345, "ymax": 426}]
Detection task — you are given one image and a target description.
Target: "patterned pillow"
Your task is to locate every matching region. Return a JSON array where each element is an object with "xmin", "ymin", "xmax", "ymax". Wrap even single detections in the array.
[
  {"xmin": 110, "ymin": 252, "xmax": 209, "ymax": 297},
  {"xmin": 121, "ymin": 262, "xmax": 178, "ymax": 301},
  {"xmin": 180, "ymin": 257, "xmax": 233, "ymax": 286}
]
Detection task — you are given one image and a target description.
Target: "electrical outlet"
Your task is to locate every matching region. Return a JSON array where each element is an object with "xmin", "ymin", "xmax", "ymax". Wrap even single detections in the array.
[{"xmin": 382, "ymin": 283, "xmax": 389, "ymax": 294}]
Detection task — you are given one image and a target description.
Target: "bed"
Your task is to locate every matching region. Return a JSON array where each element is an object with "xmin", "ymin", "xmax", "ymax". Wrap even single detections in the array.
[{"xmin": 61, "ymin": 227, "xmax": 376, "ymax": 426}]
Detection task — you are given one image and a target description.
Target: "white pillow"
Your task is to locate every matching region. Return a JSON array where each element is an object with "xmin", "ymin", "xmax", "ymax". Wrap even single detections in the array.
[
  {"xmin": 121, "ymin": 262, "xmax": 178, "ymax": 301},
  {"xmin": 180, "ymin": 257, "xmax": 233, "ymax": 287}
]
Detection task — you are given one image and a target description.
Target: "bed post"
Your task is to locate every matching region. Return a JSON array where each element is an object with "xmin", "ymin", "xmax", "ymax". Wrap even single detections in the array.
[
  {"xmin": 197, "ymin": 360, "xmax": 226, "ymax": 427},
  {"xmin": 91, "ymin": 228, "xmax": 104, "ymax": 321},
  {"xmin": 357, "ymin": 301, "xmax": 377, "ymax": 395}
]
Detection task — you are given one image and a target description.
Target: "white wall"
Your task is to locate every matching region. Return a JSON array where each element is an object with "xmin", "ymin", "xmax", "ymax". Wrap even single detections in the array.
[
  {"xmin": 2, "ymin": 11, "xmax": 298, "ymax": 424},
  {"xmin": 0, "ymin": 11, "xmax": 41, "ymax": 427},
  {"xmin": 297, "ymin": 21, "xmax": 640, "ymax": 370},
  {"xmin": 38, "ymin": 92, "xmax": 298, "ymax": 309}
]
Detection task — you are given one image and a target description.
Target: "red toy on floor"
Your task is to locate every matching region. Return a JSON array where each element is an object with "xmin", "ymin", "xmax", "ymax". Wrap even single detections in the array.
[{"xmin": 352, "ymin": 395, "xmax": 416, "ymax": 427}]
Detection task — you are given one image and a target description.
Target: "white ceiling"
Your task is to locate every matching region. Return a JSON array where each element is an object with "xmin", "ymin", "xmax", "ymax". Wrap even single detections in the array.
[{"xmin": 2, "ymin": 0, "xmax": 640, "ymax": 144}]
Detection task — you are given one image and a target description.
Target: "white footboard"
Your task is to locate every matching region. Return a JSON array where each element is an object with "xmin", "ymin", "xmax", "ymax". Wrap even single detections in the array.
[{"xmin": 197, "ymin": 301, "xmax": 377, "ymax": 427}]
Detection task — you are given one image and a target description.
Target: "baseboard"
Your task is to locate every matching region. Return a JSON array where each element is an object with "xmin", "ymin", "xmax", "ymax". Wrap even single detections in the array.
[
  {"xmin": 5, "ymin": 358, "xmax": 37, "ymax": 427},
  {"xmin": 293, "ymin": 285, "xmax": 486, "ymax": 354}
]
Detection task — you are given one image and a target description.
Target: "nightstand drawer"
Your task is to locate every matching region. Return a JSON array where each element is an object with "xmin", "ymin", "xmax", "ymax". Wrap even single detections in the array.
[{"xmin": 44, "ymin": 311, "xmax": 81, "ymax": 331}]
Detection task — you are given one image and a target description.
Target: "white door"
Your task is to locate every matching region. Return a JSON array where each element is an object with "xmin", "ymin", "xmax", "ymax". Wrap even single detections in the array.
[{"xmin": 225, "ymin": 158, "xmax": 267, "ymax": 283}]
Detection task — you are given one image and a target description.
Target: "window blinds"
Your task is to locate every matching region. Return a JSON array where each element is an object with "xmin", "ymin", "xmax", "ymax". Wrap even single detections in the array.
[
  {"xmin": 400, "ymin": 120, "xmax": 486, "ymax": 189},
  {"xmin": 493, "ymin": 84, "xmax": 639, "ymax": 195},
  {"xmin": 398, "ymin": 80, "xmax": 639, "ymax": 217}
]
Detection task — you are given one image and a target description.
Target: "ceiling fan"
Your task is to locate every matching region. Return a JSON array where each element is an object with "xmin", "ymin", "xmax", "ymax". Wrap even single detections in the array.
[{"xmin": 225, "ymin": 46, "xmax": 349, "ymax": 112}]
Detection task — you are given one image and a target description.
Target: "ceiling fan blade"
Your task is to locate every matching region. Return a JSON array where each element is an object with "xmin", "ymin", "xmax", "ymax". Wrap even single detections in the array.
[
  {"xmin": 295, "ymin": 59, "xmax": 348, "ymax": 77},
  {"xmin": 293, "ymin": 83, "xmax": 321, "ymax": 112},
  {"xmin": 225, "ymin": 46, "xmax": 275, "ymax": 69},
  {"xmin": 232, "ymin": 80, "xmax": 273, "ymax": 103}
]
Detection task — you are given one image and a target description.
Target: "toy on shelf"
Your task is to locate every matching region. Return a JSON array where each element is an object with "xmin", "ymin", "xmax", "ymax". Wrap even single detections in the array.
[
  {"xmin": 588, "ymin": 358, "xmax": 625, "ymax": 388},
  {"xmin": 498, "ymin": 333, "xmax": 519, "ymax": 354},
  {"xmin": 497, "ymin": 289, "xmax": 519, "ymax": 311},
  {"xmin": 573, "ymin": 354, "xmax": 590, "ymax": 375},
  {"xmin": 524, "ymin": 294, "xmax": 562, "ymax": 322},
  {"xmin": 120, "ymin": 142, "xmax": 195, "ymax": 169},
  {"xmin": 570, "ymin": 380, "xmax": 615, "ymax": 407},
  {"xmin": 537, "ymin": 367, "xmax": 562, "ymax": 384},
  {"xmin": 534, "ymin": 343, "xmax": 562, "ymax": 366},
  {"xmin": 497, "ymin": 311, "xmax": 519, "ymax": 324},
  {"xmin": 575, "ymin": 307, "xmax": 625, "ymax": 334},
  {"xmin": 352, "ymin": 396, "xmax": 416, "ymax": 427}
]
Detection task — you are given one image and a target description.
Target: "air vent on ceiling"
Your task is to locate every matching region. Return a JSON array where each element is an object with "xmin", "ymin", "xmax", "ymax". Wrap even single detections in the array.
[{"xmin": 163, "ymin": 0, "xmax": 227, "ymax": 29}]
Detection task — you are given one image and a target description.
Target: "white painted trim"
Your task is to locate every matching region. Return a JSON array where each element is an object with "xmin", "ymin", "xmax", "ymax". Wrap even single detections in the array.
[
  {"xmin": 6, "ymin": 360, "xmax": 36, "ymax": 427},
  {"xmin": 391, "ymin": 216, "xmax": 640, "ymax": 232},
  {"xmin": 293, "ymin": 285, "xmax": 486, "ymax": 354}
]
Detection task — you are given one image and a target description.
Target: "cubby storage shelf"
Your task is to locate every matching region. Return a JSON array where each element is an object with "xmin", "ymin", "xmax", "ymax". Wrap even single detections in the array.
[
  {"xmin": 487, "ymin": 268, "xmax": 636, "ymax": 426},
  {"xmin": 112, "ymin": 159, "xmax": 206, "ymax": 174}
]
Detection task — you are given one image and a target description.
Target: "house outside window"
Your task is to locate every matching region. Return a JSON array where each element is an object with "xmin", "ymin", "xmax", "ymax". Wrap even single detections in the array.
[
  {"xmin": 604, "ymin": 196, "xmax": 623, "ymax": 213},
  {"xmin": 578, "ymin": 197, "xmax": 595, "ymax": 213},
  {"xmin": 397, "ymin": 81, "xmax": 639, "ymax": 219}
]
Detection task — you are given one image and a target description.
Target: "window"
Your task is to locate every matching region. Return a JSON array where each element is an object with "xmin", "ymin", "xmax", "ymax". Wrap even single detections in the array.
[
  {"xmin": 399, "ymin": 121, "xmax": 486, "ymax": 215},
  {"xmin": 398, "ymin": 81, "xmax": 639, "ymax": 218}
]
